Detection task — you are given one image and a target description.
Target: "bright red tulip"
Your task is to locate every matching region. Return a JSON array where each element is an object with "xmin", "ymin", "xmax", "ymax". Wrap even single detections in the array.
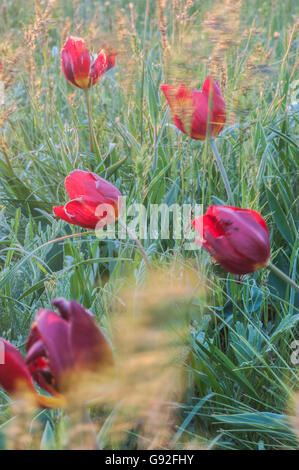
[
  {"xmin": 192, "ymin": 205, "xmax": 270, "ymax": 275},
  {"xmin": 26, "ymin": 298, "xmax": 114, "ymax": 394},
  {"xmin": 53, "ymin": 170, "xmax": 122, "ymax": 229},
  {"xmin": 61, "ymin": 36, "xmax": 116, "ymax": 89},
  {"xmin": 160, "ymin": 77, "xmax": 226, "ymax": 140},
  {"xmin": 0, "ymin": 339, "xmax": 64, "ymax": 408}
]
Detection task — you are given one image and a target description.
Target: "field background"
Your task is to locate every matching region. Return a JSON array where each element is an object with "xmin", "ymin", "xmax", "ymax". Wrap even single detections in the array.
[{"xmin": 0, "ymin": 0, "xmax": 298, "ymax": 450}]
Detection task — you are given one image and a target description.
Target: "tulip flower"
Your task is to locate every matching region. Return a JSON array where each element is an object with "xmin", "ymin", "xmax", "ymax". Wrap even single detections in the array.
[
  {"xmin": 161, "ymin": 78, "xmax": 234, "ymax": 204},
  {"xmin": 61, "ymin": 36, "xmax": 116, "ymax": 153},
  {"xmin": 53, "ymin": 169, "xmax": 122, "ymax": 230},
  {"xmin": 61, "ymin": 36, "xmax": 115, "ymax": 89},
  {"xmin": 192, "ymin": 205, "xmax": 270, "ymax": 275},
  {"xmin": 0, "ymin": 339, "xmax": 64, "ymax": 408},
  {"xmin": 26, "ymin": 298, "xmax": 114, "ymax": 395},
  {"xmin": 160, "ymin": 77, "xmax": 226, "ymax": 140}
]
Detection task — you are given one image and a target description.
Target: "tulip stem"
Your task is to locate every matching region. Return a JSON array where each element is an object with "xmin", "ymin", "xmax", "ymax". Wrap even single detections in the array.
[
  {"xmin": 267, "ymin": 262, "xmax": 299, "ymax": 293},
  {"xmin": 84, "ymin": 89, "xmax": 95, "ymax": 153},
  {"xmin": 211, "ymin": 139, "xmax": 234, "ymax": 205},
  {"xmin": 118, "ymin": 218, "xmax": 152, "ymax": 270}
]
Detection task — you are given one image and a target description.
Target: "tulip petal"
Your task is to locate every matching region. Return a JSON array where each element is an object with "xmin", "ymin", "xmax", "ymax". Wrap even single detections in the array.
[
  {"xmin": 193, "ymin": 214, "xmax": 226, "ymax": 239},
  {"xmin": 61, "ymin": 36, "xmax": 91, "ymax": 89},
  {"xmin": 90, "ymin": 48, "xmax": 116, "ymax": 85},
  {"xmin": 64, "ymin": 197, "xmax": 115, "ymax": 229},
  {"xmin": 52, "ymin": 299, "xmax": 114, "ymax": 370},
  {"xmin": 161, "ymin": 83, "xmax": 194, "ymax": 135},
  {"xmin": 53, "ymin": 204, "xmax": 75, "ymax": 224},
  {"xmin": 211, "ymin": 206, "xmax": 270, "ymax": 264},
  {"xmin": 61, "ymin": 49, "xmax": 78, "ymax": 88},
  {"xmin": 34, "ymin": 309, "xmax": 74, "ymax": 380},
  {"xmin": 204, "ymin": 231, "xmax": 254, "ymax": 274},
  {"xmin": 64, "ymin": 170, "xmax": 121, "ymax": 203},
  {"xmin": 0, "ymin": 339, "xmax": 35, "ymax": 394}
]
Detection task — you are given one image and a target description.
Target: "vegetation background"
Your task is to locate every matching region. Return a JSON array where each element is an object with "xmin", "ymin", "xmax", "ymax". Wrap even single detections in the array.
[{"xmin": 0, "ymin": 0, "xmax": 298, "ymax": 450}]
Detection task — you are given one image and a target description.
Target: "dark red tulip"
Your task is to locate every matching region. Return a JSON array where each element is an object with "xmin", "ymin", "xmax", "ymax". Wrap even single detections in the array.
[
  {"xmin": 53, "ymin": 170, "xmax": 122, "ymax": 229},
  {"xmin": 61, "ymin": 36, "xmax": 116, "ymax": 89},
  {"xmin": 26, "ymin": 298, "xmax": 114, "ymax": 394},
  {"xmin": 160, "ymin": 77, "xmax": 226, "ymax": 140},
  {"xmin": 192, "ymin": 205, "xmax": 270, "ymax": 275}
]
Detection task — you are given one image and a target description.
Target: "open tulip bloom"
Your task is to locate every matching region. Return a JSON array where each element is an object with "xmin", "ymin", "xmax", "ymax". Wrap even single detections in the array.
[
  {"xmin": 0, "ymin": 299, "xmax": 113, "ymax": 407},
  {"xmin": 161, "ymin": 77, "xmax": 234, "ymax": 204},
  {"xmin": 53, "ymin": 169, "xmax": 122, "ymax": 230},
  {"xmin": 61, "ymin": 36, "xmax": 116, "ymax": 153},
  {"xmin": 160, "ymin": 77, "xmax": 226, "ymax": 140},
  {"xmin": 193, "ymin": 205, "xmax": 299, "ymax": 291},
  {"xmin": 61, "ymin": 36, "xmax": 115, "ymax": 90}
]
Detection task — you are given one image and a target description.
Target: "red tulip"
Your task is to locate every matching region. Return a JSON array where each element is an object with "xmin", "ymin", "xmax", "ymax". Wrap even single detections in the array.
[
  {"xmin": 26, "ymin": 298, "xmax": 114, "ymax": 394},
  {"xmin": 192, "ymin": 205, "xmax": 270, "ymax": 275},
  {"xmin": 53, "ymin": 170, "xmax": 122, "ymax": 229},
  {"xmin": 0, "ymin": 339, "xmax": 64, "ymax": 408},
  {"xmin": 61, "ymin": 36, "xmax": 116, "ymax": 89},
  {"xmin": 160, "ymin": 77, "xmax": 226, "ymax": 140}
]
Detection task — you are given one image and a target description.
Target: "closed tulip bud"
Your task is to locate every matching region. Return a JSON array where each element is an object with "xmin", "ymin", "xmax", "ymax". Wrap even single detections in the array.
[
  {"xmin": 61, "ymin": 36, "xmax": 116, "ymax": 89},
  {"xmin": 193, "ymin": 205, "xmax": 270, "ymax": 275},
  {"xmin": 160, "ymin": 77, "xmax": 226, "ymax": 140},
  {"xmin": 53, "ymin": 169, "xmax": 122, "ymax": 229}
]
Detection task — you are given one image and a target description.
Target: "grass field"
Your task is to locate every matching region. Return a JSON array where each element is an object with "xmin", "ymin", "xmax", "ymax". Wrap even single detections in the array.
[{"xmin": 0, "ymin": 0, "xmax": 298, "ymax": 450}]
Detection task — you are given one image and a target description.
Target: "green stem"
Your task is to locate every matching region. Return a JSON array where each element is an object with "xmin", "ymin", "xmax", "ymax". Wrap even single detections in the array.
[
  {"xmin": 84, "ymin": 89, "xmax": 94, "ymax": 153},
  {"xmin": 267, "ymin": 262, "xmax": 299, "ymax": 293},
  {"xmin": 118, "ymin": 218, "xmax": 152, "ymax": 270},
  {"xmin": 211, "ymin": 138, "xmax": 234, "ymax": 205}
]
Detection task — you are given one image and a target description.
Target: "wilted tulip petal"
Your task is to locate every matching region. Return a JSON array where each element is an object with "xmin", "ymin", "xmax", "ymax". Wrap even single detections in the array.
[
  {"xmin": 160, "ymin": 77, "xmax": 226, "ymax": 140},
  {"xmin": 53, "ymin": 170, "xmax": 122, "ymax": 230},
  {"xmin": 61, "ymin": 36, "xmax": 116, "ymax": 89},
  {"xmin": 193, "ymin": 206, "xmax": 270, "ymax": 274}
]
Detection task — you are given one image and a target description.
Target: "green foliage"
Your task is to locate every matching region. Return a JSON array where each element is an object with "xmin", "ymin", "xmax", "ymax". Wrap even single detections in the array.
[{"xmin": 0, "ymin": 0, "xmax": 298, "ymax": 450}]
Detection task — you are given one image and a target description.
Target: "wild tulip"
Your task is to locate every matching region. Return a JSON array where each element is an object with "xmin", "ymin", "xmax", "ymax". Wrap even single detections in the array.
[
  {"xmin": 192, "ymin": 205, "xmax": 270, "ymax": 275},
  {"xmin": 160, "ymin": 77, "xmax": 226, "ymax": 140},
  {"xmin": 61, "ymin": 36, "xmax": 115, "ymax": 89},
  {"xmin": 53, "ymin": 169, "xmax": 122, "ymax": 230},
  {"xmin": 26, "ymin": 298, "xmax": 114, "ymax": 395},
  {"xmin": 0, "ymin": 339, "xmax": 64, "ymax": 408},
  {"xmin": 61, "ymin": 36, "xmax": 116, "ymax": 153}
]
